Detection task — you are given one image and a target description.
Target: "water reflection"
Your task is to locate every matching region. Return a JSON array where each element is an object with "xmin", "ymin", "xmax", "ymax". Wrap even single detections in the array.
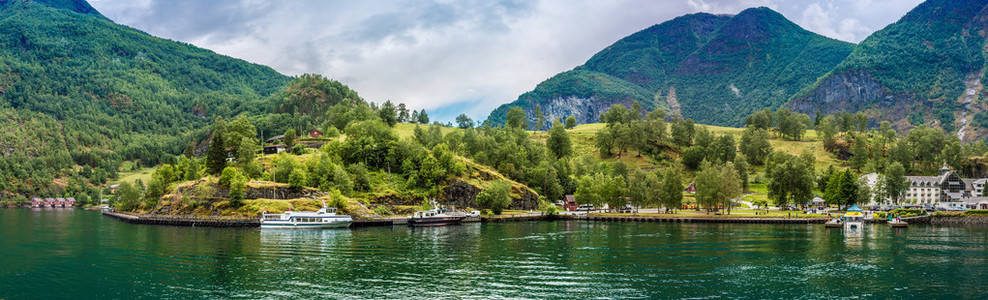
[{"xmin": 2, "ymin": 210, "xmax": 988, "ymax": 299}]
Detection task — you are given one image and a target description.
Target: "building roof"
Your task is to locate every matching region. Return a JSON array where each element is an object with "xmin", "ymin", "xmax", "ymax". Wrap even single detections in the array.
[
  {"xmin": 907, "ymin": 176, "xmax": 939, "ymax": 186},
  {"xmin": 963, "ymin": 178, "xmax": 977, "ymax": 191},
  {"xmin": 265, "ymin": 135, "xmax": 286, "ymax": 143}
]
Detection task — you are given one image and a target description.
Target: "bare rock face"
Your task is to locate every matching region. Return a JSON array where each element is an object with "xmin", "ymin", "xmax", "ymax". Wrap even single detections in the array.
[
  {"xmin": 787, "ymin": 70, "xmax": 886, "ymax": 114},
  {"xmin": 439, "ymin": 179, "xmax": 541, "ymax": 210},
  {"xmin": 440, "ymin": 179, "xmax": 482, "ymax": 208},
  {"xmin": 530, "ymin": 95, "xmax": 646, "ymax": 128},
  {"xmin": 787, "ymin": 70, "xmax": 918, "ymax": 127}
]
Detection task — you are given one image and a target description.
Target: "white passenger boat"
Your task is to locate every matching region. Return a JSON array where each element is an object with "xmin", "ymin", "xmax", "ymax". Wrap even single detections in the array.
[{"xmin": 260, "ymin": 207, "xmax": 353, "ymax": 229}]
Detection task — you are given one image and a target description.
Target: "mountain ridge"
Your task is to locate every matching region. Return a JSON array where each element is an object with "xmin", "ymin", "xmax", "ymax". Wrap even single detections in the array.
[
  {"xmin": 786, "ymin": 0, "xmax": 988, "ymax": 139},
  {"xmin": 487, "ymin": 7, "xmax": 854, "ymax": 128},
  {"xmin": 0, "ymin": 0, "xmax": 290, "ymax": 196}
]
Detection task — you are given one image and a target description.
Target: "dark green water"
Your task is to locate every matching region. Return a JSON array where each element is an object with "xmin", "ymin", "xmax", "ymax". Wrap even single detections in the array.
[{"xmin": 2, "ymin": 209, "xmax": 988, "ymax": 299}]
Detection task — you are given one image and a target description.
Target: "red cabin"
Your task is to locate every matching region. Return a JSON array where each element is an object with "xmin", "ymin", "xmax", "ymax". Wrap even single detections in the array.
[
  {"xmin": 562, "ymin": 195, "xmax": 579, "ymax": 211},
  {"xmin": 684, "ymin": 182, "xmax": 696, "ymax": 193}
]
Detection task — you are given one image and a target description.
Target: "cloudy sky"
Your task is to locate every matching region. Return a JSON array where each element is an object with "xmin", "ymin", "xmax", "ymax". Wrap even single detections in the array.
[{"xmin": 88, "ymin": 0, "xmax": 922, "ymax": 123}]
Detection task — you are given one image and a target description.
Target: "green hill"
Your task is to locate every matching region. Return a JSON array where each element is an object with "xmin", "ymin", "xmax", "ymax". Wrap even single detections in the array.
[
  {"xmin": 788, "ymin": 0, "xmax": 988, "ymax": 138},
  {"xmin": 0, "ymin": 0, "xmax": 290, "ymax": 197},
  {"xmin": 488, "ymin": 7, "xmax": 854, "ymax": 128}
]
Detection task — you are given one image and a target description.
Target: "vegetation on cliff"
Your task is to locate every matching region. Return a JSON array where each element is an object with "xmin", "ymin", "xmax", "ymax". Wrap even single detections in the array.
[{"xmin": 488, "ymin": 7, "xmax": 853, "ymax": 128}]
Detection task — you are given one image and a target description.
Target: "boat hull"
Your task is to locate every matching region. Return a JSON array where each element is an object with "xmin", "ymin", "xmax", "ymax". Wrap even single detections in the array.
[
  {"xmin": 408, "ymin": 216, "xmax": 466, "ymax": 227},
  {"xmin": 260, "ymin": 220, "xmax": 353, "ymax": 229}
]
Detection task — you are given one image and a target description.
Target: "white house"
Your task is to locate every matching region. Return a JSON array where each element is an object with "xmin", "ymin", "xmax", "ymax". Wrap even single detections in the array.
[{"xmin": 860, "ymin": 166, "xmax": 988, "ymax": 209}]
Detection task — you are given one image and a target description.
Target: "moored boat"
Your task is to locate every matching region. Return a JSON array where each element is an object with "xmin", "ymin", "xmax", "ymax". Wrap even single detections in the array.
[
  {"xmin": 260, "ymin": 207, "xmax": 353, "ymax": 229},
  {"xmin": 843, "ymin": 205, "xmax": 864, "ymax": 229},
  {"xmin": 408, "ymin": 208, "xmax": 466, "ymax": 227}
]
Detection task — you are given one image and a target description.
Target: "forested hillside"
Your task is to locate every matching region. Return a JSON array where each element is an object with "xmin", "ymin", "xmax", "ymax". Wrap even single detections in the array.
[
  {"xmin": 0, "ymin": 0, "xmax": 290, "ymax": 199},
  {"xmin": 488, "ymin": 7, "xmax": 853, "ymax": 128},
  {"xmin": 788, "ymin": 0, "xmax": 988, "ymax": 139}
]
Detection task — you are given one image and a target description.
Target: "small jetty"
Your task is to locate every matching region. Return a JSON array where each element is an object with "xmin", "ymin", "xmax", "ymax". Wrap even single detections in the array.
[
  {"xmin": 889, "ymin": 220, "xmax": 909, "ymax": 228},
  {"xmin": 824, "ymin": 220, "xmax": 843, "ymax": 228},
  {"xmin": 103, "ymin": 211, "xmax": 259, "ymax": 228}
]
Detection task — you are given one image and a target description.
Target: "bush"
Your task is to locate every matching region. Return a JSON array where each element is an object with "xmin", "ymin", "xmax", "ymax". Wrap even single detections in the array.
[
  {"xmin": 229, "ymin": 177, "xmax": 246, "ymax": 207},
  {"xmin": 878, "ymin": 209, "xmax": 924, "ymax": 219},
  {"xmin": 219, "ymin": 166, "xmax": 240, "ymax": 186},
  {"xmin": 326, "ymin": 189, "xmax": 348, "ymax": 209},
  {"xmin": 291, "ymin": 144, "xmax": 306, "ymax": 155},
  {"xmin": 323, "ymin": 126, "xmax": 341, "ymax": 138},
  {"xmin": 964, "ymin": 209, "xmax": 988, "ymax": 216},
  {"xmin": 476, "ymin": 181, "xmax": 512, "ymax": 215},
  {"xmin": 348, "ymin": 163, "xmax": 371, "ymax": 192},
  {"xmin": 891, "ymin": 208, "xmax": 923, "ymax": 217},
  {"xmin": 373, "ymin": 205, "xmax": 393, "ymax": 216},
  {"xmin": 288, "ymin": 168, "xmax": 307, "ymax": 190},
  {"xmin": 539, "ymin": 200, "xmax": 559, "ymax": 216}
]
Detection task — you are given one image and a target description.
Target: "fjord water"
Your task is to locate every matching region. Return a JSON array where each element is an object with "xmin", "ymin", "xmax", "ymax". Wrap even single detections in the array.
[{"xmin": 2, "ymin": 209, "xmax": 987, "ymax": 299}]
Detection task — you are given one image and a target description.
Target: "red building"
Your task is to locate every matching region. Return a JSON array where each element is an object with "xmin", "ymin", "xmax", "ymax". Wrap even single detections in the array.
[
  {"xmin": 684, "ymin": 182, "xmax": 696, "ymax": 193},
  {"xmin": 562, "ymin": 195, "xmax": 579, "ymax": 211},
  {"xmin": 308, "ymin": 129, "xmax": 324, "ymax": 138}
]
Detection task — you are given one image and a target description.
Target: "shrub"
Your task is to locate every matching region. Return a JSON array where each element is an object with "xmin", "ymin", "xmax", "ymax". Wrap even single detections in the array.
[
  {"xmin": 326, "ymin": 189, "xmax": 348, "ymax": 209},
  {"xmin": 539, "ymin": 200, "xmax": 559, "ymax": 216},
  {"xmin": 219, "ymin": 166, "xmax": 240, "ymax": 186},
  {"xmin": 291, "ymin": 143, "xmax": 306, "ymax": 155},
  {"xmin": 288, "ymin": 168, "xmax": 307, "ymax": 190},
  {"xmin": 964, "ymin": 209, "xmax": 988, "ymax": 216},
  {"xmin": 229, "ymin": 177, "xmax": 246, "ymax": 207},
  {"xmin": 890, "ymin": 208, "xmax": 923, "ymax": 217},
  {"xmin": 373, "ymin": 205, "xmax": 393, "ymax": 216},
  {"xmin": 348, "ymin": 163, "xmax": 371, "ymax": 192},
  {"xmin": 880, "ymin": 209, "xmax": 924, "ymax": 219},
  {"xmin": 476, "ymin": 181, "xmax": 512, "ymax": 215},
  {"xmin": 323, "ymin": 126, "xmax": 341, "ymax": 138}
]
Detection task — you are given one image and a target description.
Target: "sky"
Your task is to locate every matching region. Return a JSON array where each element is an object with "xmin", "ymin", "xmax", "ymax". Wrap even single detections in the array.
[{"xmin": 88, "ymin": 0, "xmax": 923, "ymax": 123}]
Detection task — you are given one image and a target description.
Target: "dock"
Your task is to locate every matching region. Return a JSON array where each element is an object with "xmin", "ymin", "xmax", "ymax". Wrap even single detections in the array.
[{"xmin": 564, "ymin": 214, "xmax": 827, "ymax": 224}]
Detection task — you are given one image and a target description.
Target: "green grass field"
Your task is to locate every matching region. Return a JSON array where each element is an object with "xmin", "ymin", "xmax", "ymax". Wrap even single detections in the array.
[{"xmin": 114, "ymin": 166, "xmax": 154, "ymax": 186}]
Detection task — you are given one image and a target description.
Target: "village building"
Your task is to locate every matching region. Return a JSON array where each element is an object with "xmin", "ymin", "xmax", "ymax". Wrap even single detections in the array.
[
  {"xmin": 263, "ymin": 144, "xmax": 286, "ymax": 154},
  {"xmin": 561, "ymin": 195, "xmax": 578, "ymax": 211},
  {"xmin": 860, "ymin": 166, "xmax": 988, "ymax": 210},
  {"xmin": 308, "ymin": 129, "xmax": 323, "ymax": 138}
]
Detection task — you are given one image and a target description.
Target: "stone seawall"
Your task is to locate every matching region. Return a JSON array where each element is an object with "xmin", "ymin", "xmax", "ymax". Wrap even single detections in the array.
[
  {"xmin": 930, "ymin": 215, "xmax": 988, "ymax": 225},
  {"xmin": 563, "ymin": 214, "xmax": 827, "ymax": 224},
  {"xmin": 103, "ymin": 211, "xmax": 259, "ymax": 228}
]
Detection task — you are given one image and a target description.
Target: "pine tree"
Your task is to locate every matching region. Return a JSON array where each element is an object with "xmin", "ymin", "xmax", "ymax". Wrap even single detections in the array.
[{"xmin": 206, "ymin": 130, "xmax": 227, "ymax": 175}]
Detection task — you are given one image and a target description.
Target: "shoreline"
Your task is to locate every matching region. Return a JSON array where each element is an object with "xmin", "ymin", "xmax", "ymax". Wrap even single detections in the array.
[{"xmin": 98, "ymin": 210, "xmax": 964, "ymax": 228}]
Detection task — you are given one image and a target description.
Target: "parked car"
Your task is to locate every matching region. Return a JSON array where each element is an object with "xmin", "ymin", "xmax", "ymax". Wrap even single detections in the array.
[
  {"xmin": 616, "ymin": 205, "xmax": 633, "ymax": 213},
  {"xmin": 467, "ymin": 211, "xmax": 481, "ymax": 217},
  {"xmin": 577, "ymin": 204, "xmax": 595, "ymax": 211}
]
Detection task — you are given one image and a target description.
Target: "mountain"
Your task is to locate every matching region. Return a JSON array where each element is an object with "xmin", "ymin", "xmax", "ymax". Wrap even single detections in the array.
[
  {"xmin": 788, "ymin": 0, "xmax": 988, "ymax": 139},
  {"xmin": 487, "ymin": 7, "xmax": 855, "ymax": 128},
  {"xmin": 0, "ymin": 0, "xmax": 290, "ymax": 196}
]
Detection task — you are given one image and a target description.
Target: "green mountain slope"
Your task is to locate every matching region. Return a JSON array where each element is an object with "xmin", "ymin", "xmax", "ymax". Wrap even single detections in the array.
[
  {"xmin": 488, "ymin": 7, "xmax": 854, "ymax": 128},
  {"xmin": 788, "ymin": 0, "xmax": 988, "ymax": 138},
  {"xmin": 0, "ymin": 0, "xmax": 290, "ymax": 196}
]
